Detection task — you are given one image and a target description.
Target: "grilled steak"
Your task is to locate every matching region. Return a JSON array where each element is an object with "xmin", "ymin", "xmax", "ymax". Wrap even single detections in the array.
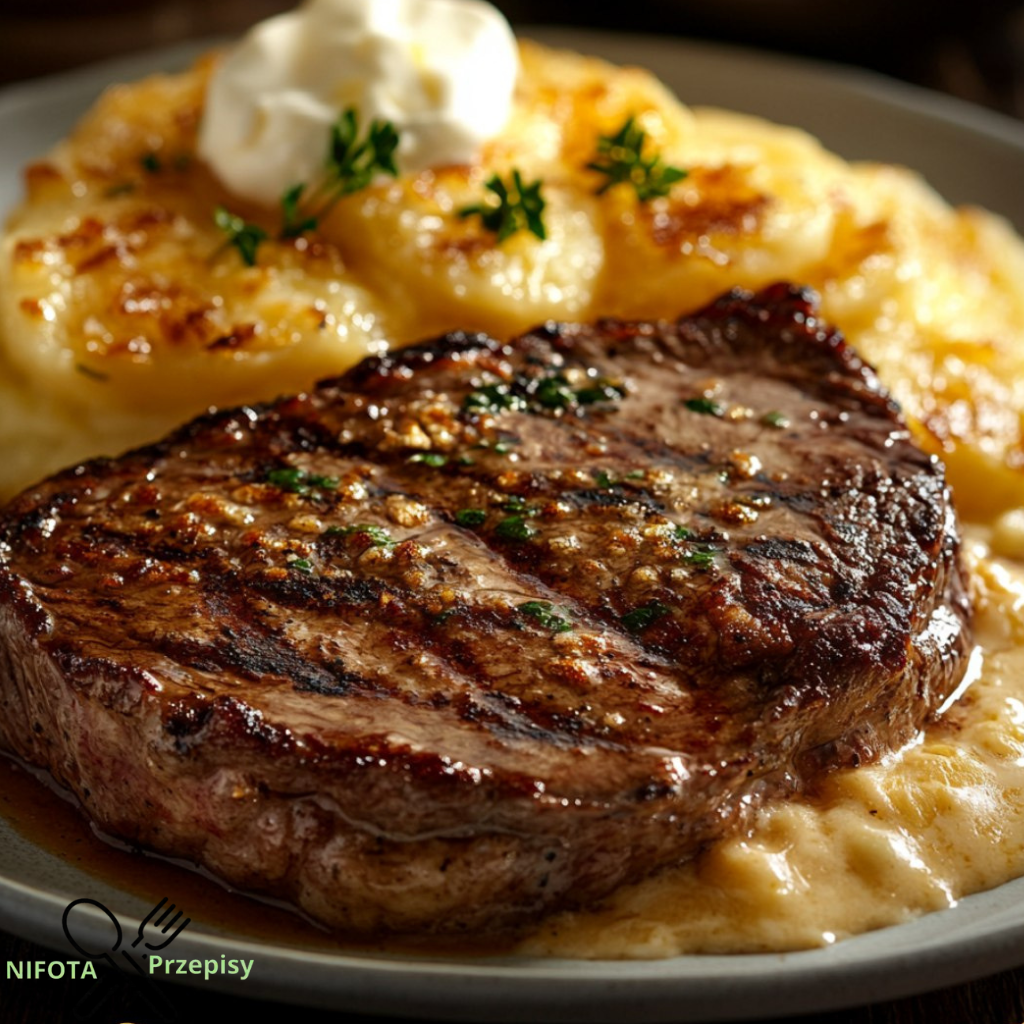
[{"xmin": 0, "ymin": 283, "xmax": 972, "ymax": 935}]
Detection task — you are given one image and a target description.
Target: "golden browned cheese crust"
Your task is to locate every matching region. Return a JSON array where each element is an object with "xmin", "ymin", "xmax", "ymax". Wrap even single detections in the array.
[{"xmin": 2, "ymin": 41, "xmax": 1024, "ymax": 516}]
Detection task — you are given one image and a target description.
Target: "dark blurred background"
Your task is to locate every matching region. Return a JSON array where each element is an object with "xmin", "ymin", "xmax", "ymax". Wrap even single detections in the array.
[{"xmin": 1, "ymin": 0, "xmax": 1023, "ymax": 120}]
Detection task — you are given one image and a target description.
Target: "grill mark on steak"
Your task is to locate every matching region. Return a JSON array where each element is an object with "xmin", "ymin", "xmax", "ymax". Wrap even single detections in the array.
[
  {"xmin": 0, "ymin": 283, "xmax": 972, "ymax": 936},
  {"xmin": 156, "ymin": 585, "xmax": 375, "ymax": 697}
]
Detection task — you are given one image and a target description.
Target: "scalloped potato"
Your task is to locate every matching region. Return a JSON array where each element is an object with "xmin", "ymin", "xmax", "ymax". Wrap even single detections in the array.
[{"xmin": 4, "ymin": 40, "xmax": 1024, "ymax": 514}]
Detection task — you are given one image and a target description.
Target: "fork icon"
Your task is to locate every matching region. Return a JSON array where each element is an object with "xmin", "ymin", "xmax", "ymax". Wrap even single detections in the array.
[{"xmin": 131, "ymin": 897, "xmax": 191, "ymax": 952}]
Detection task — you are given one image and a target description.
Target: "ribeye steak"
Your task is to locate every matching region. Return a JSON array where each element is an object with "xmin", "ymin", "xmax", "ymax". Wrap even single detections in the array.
[{"xmin": 0, "ymin": 283, "xmax": 972, "ymax": 935}]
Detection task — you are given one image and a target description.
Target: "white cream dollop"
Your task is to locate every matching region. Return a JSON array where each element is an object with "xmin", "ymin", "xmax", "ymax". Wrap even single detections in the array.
[{"xmin": 198, "ymin": 0, "xmax": 519, "ymax": 208}]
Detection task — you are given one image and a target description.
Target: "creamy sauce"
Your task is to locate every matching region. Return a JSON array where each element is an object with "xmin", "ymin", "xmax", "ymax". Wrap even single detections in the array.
[
  {"xmin": 518, "ymin": 529, "xmax": 1024, "ymax": 957},
  {"xmin": 4, "ymin": 530, "xmax": 1024, "ymax": 958}
]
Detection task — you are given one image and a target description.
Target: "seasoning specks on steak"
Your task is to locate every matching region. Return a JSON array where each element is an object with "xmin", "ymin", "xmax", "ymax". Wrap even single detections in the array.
[{"xmin": 0, "ymin": 283, "xmax": 972, "ymax": 935}]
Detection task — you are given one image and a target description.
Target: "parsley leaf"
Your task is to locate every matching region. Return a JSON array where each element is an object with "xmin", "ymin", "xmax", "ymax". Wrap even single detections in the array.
[
  {"xmin": 682, "ymin": 546, "xmax": 717, "ymax": 569},
  {"xmin": 328, "ymin": 109, "xmax": 399, "ymax": 190},
  {"xmin": 761, "ymin": 410, "xmax": 792, "ymax": 429},
  {"xmin": 214, "ymin": 206, "xmax": 268, "ymax": 267},
  {"xmin": 408, "ymin": 452, "xmax": 448, "ymax": 468},
  {"xmin": 459, "ymin": 169, "xmax": 547, "ymax": 243},
  {"xmin": 588, "ymin": 116, "xmax": 687, "ymax": 202},
  {"xmin": 496, "ymin": 515, "xmax": 538, "ymax": 542},
  {"xmin": 326, "ymin": 524, "xmax": 395, "ymax": 548},
  {"xmin": 670, "ymin": 525, "xmax": 718, "ymax": 570},
  {"xmin": 463, "ymin": 382, "xmax": 529, "ymax": 415},
  {"xmin": 684, "ymin": 397, "xmax": 725, "ymax": 417},
  {"xmin": 517, "ymin": 600, "xmax": 573, "ymax": 633},
  {"xmin": 455, "ymin": 509, "xmax": 487, "ymax": 528},
  {"xmin": 265, "ymin": 467, "xmax": 339, "ymax": 495},
  {"xmin": 621, "ymin": 601, "xmax": 671, "ymax": 633}
]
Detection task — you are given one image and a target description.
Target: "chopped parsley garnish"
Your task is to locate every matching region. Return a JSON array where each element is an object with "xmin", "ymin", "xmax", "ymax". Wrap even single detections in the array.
[
  {"xmin": 626, "ymin": 470, "xmax": 645, "ymax": 480},
  {"xmin": 621, "ymin": 601, "xmax": 671, "ymax": 633},
  {"xmin": 463, "ymin": 383, "xmax": 528, "ymax": 415},
  {"xmin": 671, "ymin": 524, "xmax": 718, "ymax": 569},
  {"xmin": 213, "ymin": 206, "xmax": 268, "ymax": 267},
  {"xmin": 464, "ymin": 371, "xmax": 625, "ymax": 419},
  {"xmin": 455, "ymin": 509, "xmax": 487, "ymax": 528},
  {"xmin": 575, "ymin": 380, "xmax": 628, "ymax": 405},
  {"xmin": 517, "ymin": 600, "xmax": 573, "ymax": 633},
  {"xmin": 459, "ymin": 169, "xmax": 547, "ymax": 243},
  {"xmin": 265, "ymin": 467, "xmax": 339, "ymax": 495},
  {"xmin": 531, "ymin": 372, "xmax": 626, "ymax": 411},
  {"xmin": 495, "ymin": 516, "xmax": 538, "ymax": 542},
  {"xmin": 327, "ymin": 524, "xmax": 395, "ymax": 547},
  {"xmin": 593, "ymin": 470, "xmax": 616, "ymax": 489},
  {"xmin": 534, "ymin": 375, "xmax": 576, "ymax": 410},
  {"xmin": 587, "ymin": 116, "xmax": 687, "ymax": 202},
  {"xmin": 761, "ymin": 410, "xmax": 791, "ymax": 429},
  {"xmin": 408, "ymin": 452, "xmax": 448, "ymax": 468},
  {"xmin": 684, "ymin": 397, "xmax": 725, "ymax": 417},
  {"xmin": 287, "ymin": 557, "xmax": 314, "ymax": 574},
  {"xmin": 682, "ymin": 546, "xmax": 717, "ymax": 569}
]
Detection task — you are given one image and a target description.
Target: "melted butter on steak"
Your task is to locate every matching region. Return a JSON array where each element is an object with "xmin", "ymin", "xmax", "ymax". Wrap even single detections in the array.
[{"xmin": 0, "ymin": 283, "xmax": 972, "ymax": 935}]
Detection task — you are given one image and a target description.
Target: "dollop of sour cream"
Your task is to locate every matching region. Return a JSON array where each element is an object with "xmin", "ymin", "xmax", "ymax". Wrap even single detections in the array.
[{"xmin": 198, "ymin": 0, "xmax": 519, "ymax": 208}]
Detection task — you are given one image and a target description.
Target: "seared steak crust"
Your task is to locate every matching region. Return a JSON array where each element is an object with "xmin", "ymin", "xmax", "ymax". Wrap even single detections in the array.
[{"xmin": 0, "ymin": 284, "xmax": 972, "ymax": 934}]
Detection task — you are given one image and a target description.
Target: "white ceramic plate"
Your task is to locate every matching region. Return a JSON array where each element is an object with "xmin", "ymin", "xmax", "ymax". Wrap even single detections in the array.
[{"xmin": 3, "ymin": 28, "xmax": 1024, "ymax": 1023}]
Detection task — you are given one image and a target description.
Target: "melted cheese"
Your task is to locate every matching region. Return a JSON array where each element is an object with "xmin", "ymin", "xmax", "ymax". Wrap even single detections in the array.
[{"xmin": 518, "ymin": 531, "xmax": 1024, "ymax": 957}]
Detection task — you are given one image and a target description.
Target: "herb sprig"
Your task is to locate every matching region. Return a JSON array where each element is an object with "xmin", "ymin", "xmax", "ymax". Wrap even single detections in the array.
[
  {"xmin": 588, "ymin": 116, "xmax": 687, "ymax": 202},
  {"xmin": 459, "ymin": 169, "xmax": 547, "ymax": 243},
  {"xmin": 213, "ymin": 206, "xmax": 268, "ymax": 267},
  {"xmin": 281, "ymin": 109, "xmax": 399, "ymax": 237},
  {"xmin": 213, "ymin": 107, "xmax": 400, "ymax": 265}
]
